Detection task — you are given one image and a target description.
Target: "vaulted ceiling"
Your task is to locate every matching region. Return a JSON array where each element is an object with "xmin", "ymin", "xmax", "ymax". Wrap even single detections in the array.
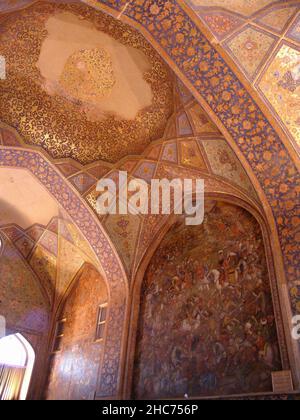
[
  {"xmin": 0, "ymin": 0, "xmax": 298, "ymax": 282},
  {"xmin": 0, "ymin": 1, "xmax": 173, "ymax": 164},
  {"xmin": 1, "ymin": 1, "xmax": 299, "ymax": 157},
  {"xmin": 186, "ymin": 0, "xmax": 300, "ymax": 152},
  {"xmin": 0, "ymin": 166, "xmax": 100, "ymax": 309}
]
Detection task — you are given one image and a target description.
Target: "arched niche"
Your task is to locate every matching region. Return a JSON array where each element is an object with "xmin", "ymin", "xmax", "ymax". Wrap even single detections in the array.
[
  {"xmin": 46, "ymin": 263, "xmax": 109, "ymax": 400},
  {"xmin": 0, "ymin": 229, "xmax": 50, "ymax": 400},
  {"xmin": 0, "ymin": 333, "xmax": 35, "ymax": 400},
  {"xmin": 0, "ymin": 146, "xmax": 128, "ymax": 398},
  {"xmin": 130, "ymin": 200, "xmax": 287, "ymax": 399}
]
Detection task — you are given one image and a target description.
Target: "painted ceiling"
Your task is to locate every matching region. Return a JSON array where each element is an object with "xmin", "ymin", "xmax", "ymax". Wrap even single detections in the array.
[
  {"xmin": 0, "ymin": 160, "xmax": 100, "ymax": 310},
  {"xmin": 0, "ymin": 1, "xmax": 173, "ymax": 164},
  {"xmin": 0, "ymin": 2, "xmax": 299, "ymax": 302},
  {"xmin": 0, "ymin": 167, "xmax": 59, "ymax": 229},
  {"xmin": 0, "ymin": 75, "xmax": 260, "ymax": 278},
  {"xmin": 187, "ymin": 0, "xmax": 285, "ymax": 17},
  {"xmin": 186, "ymin": 0, "xmax": 300, "ymax": 151},
  {"xmin": 0, "ymin": 0, "xmax": 299, "ymax": 396},
  {"xmin": 0, "ymin": 211, "xmax": 100, "ymax": 308},
  {"xmin": 1, "ymin": 1, "xmax": 298, "ymax": 156}
]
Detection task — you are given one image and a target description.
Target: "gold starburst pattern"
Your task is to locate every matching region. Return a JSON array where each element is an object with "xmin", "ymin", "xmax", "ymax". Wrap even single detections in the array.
[{"xmin": 60, "ymin": 48, "xmax": 116, "ymax": 103}]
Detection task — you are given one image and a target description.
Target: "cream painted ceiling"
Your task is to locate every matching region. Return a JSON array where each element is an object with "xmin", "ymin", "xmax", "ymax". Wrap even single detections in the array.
[
  {"xmin": 0, "ymin": 168, "xmax": 59, "ymax": 229},
  {"xmin": 38, "ymin": 11, "xmax": 153, "ymax": 121}
]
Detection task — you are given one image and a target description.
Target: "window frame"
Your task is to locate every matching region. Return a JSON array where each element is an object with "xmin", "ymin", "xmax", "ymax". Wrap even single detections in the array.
[
  {"xmin": 95, "ymin": 303, "xmax": 108, "ymax": 343},
  {"xmin": 52, "ymin": 318, "xmax": 67, "ymax": 353}
]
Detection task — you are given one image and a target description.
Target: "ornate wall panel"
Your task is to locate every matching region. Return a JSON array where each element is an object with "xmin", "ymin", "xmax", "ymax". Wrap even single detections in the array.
[
  {"xmin": 46, "ymin": 264, "xmax": 108, "ymax": 400},
  {"xmin": 0, "ymin": 236, "xmax": 49, "ymax": 333},
  {"xmin": 0, "ymin": 233, "xmax": 50, "ymax": 399},
  {"xmin": 258, "ymin": 42, "xmax": 300, "ymax": 147}
]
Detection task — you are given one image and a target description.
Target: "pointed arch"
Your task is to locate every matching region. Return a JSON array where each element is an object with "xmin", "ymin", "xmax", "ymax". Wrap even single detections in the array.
[
  {"xmin": 0, "ymin": 145, "xmax": 128, "ymax": 398},
  {"xmin": 126, "ymin": 194, "xmax": 293, "ymax": 398},
  {"xmin": 0, "ymin": 333, "xmax": 35, "ymax": 400}
]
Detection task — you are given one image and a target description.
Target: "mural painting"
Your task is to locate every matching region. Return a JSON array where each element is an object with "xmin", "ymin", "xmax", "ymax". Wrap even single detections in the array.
[{"xmin": 134, "ymin": 202, "xmax": 281, "ymax": 399}]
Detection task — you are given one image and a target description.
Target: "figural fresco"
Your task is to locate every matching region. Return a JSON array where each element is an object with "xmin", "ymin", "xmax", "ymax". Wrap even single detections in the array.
[{"xmin": 133, "ymin": 202, "xmax": 282, "ymax": 399}]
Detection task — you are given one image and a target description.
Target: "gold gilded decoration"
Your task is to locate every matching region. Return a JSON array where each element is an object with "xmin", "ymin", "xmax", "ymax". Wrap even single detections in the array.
[
  {"xmin": 0, "ymin": 2, "xmax": 173, "ymax": 164},
  {"xmin": 59, "ymin": 48, "xmax": 116, "ymax": 103},
  {"xmin": 259, "ymin": 44, "xmax": 300, "ymax": 147},
  {"xmin": 187, "ymin": 0, "xmax": 276, "ymax": 17}
]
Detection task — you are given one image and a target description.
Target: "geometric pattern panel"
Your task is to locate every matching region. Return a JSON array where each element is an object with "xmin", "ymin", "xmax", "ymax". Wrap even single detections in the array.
[
  {"xmin": 26, "ymin": 224, "xmax": 45, "ymax": 242},
  {"xmin": 256, "ymin": 6, "xmax": 298, "ymax": 35},
  {"xmin": 201, "ymin": 138, "xmax": 257, "ymax": 196},
  {"xmin": 287, "ymin": 15, "xmax": 300, "ymax": 43},
  {"xmin": 104, "ymin": 214, "xmax": 141, "ymax": 275},
  {"xmin": 55, "ymin": 162, "xmax": 81, "ymax": 177},
  {"xmin": 177, "ymin": 112, "xmax": 193, "ymax": 136},
  {"xmin": 187, "ymin": 103, "xmax": 220, "ymax": 134},
  {"xmin": 161, "ymin": 142, "xmax": 178, "ymax": 164},
  {"xmin": 180, "ymin": 139, "xmax": 207, "ymax": 170},
  {"xmin": 38, "ymin": 231, "xmax": 59, "ymax": 257},
  {"xmin": 225, "ymin": 26, "xmax": 278, "ymax": 80},
  {"xmin": 201, "ymin": 11, "xmax": 244, "ymax": 41},
  {"xmin": 133, "ymin": 161, "xmax": 157, "ymax": 183},
  {"xmin": 69, "ymin": 172, "xmax": 96, "ymax": 194},
  {"xmin": 29, "ymin": 245, "xmax": 57, "ymax": 304},
  {"xmin": 176, "ymin": 78, "xmax": 193, "ymax": 104},
  {"xmin": 15, "ymin": 234, "xmax": 35, "ymax": 259},
  {"xmin": 56, "ymin": 237, "xmax": 86, "ymax": 301},
  {"xmin": 258, "ymin": 43, "xmax": 300, "ymax": 147}
]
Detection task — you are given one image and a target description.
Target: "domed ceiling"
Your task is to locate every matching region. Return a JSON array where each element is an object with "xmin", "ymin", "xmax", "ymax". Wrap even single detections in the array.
[{"xmin": 0, "ymin": 2, "xmax": 174, "ymax": 164}]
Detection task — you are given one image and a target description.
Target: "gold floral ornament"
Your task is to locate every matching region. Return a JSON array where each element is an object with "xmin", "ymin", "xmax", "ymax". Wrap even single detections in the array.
[
  {"xmin": 0, "ymin": 3, "xmax": 173, "ymax": 165},
  {"xmin": 60, "ymin": 48, "xmax": 116, "ymax": 103}
]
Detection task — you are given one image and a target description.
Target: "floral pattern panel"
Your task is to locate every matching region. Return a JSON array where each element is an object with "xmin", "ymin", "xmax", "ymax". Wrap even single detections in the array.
[
  {"xmin": 258, "ymin": 43, "xmax": 300, "ymax": 147},
  {"xmin": 0, "ymin": 237, "xmax": 49, "ymax": 333},
  {"xmin": 133, "ymin": 202, "xmax": 282, "ymax": 399}
]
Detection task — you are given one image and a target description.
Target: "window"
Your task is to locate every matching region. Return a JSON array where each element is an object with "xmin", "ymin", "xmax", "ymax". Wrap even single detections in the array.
[
  {"xmin": 0, "ymin": 334, "xmax": 35, "ymax": 400},
  {"xmin": 0, "ymin": 234, "xmax": 4, "ymax": 257},
  {"xmin": 53, "ymin": 319, "xmax": 66, "ymax": 353},
  {"xmin": 95, "ymin": 304, "xmax": 108, "ymax": 341}
]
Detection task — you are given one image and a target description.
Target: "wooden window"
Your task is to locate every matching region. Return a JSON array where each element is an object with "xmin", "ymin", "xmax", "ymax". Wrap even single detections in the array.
[
  {"xmin": 95, "ymin": 304, "xmax": 108, "ymax": 341},
  {"xmin": 53, "ymin": 319, "xmax": 66, "ymax": 353}
]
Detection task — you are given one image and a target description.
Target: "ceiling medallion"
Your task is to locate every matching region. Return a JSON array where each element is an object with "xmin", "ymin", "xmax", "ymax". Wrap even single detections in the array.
[
  {"xmin": 60, "ymin": 48, "xmax": 116, "ymax": 104},
  {"xmin": 0, "ymin": 3, "xmax": 173, "ymax": 164}
]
